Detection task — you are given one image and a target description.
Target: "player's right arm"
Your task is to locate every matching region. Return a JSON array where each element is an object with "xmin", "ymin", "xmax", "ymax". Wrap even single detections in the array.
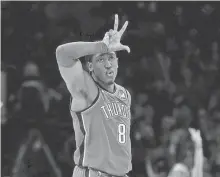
[
  {"xmin": 56, "ymin": 41, "xmax": 110, "ymax": 111},
  {"xmin": 56, "ymin": 41, "xmax": 107, "ymax": 97},
  {"xmin": 56, "ymin": 15, "xmax": 128, "ymax": 89},
  {"xmin": 56, "ymin": 14, "xmax": 130, "ymax": 110}
]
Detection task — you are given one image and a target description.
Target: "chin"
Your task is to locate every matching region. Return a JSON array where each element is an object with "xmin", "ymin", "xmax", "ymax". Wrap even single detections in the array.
[
  {"xmin": 103, "ymin": 76, "xmax": 115, "ymax": 85},
  {"xmin": 106, "ymin": 80, "xmax": 115, "ymax": 85}
]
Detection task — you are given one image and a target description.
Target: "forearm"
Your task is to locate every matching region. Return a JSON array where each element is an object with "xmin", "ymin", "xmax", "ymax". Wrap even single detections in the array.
[
  {"xmin": 56, "ymin": 41, "xmax": 108, "ymax": 67},
  {"xmin": 192, "ymin": 146, "xmax": 204, "ymax": 177}
]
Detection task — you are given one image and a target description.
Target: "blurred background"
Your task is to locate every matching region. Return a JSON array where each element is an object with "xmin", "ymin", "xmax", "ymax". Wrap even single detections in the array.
[{"xmin": 1, "ymin": 1, "xmax": 220, "ymax": 177}]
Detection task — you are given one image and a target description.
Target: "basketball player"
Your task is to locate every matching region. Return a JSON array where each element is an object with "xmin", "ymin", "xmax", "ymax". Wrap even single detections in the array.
[
  {"xmin": 56, "ymin": 14, "xmax": 132, "ymax": 177},
  {"xmin": 167, "ymin": 128, "xmax": 204, "ymax": 177}
]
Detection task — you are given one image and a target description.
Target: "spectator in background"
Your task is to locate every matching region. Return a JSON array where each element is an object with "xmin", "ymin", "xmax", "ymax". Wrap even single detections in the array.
[
  {"xmin": 7, "ymin": 61, "xmax": 62, "ymax": 153},
  {"xmin": 16, "ymin": 61, "xmax": 46, "ymax": 120},
  {"xmin": 14, "ymin": 61, "xmax": 62, "ymax": 122},
  {"xmin": 131, "ymin": 103, "xmax": 156, "ymax": 177},
  {"xmin": 203, "ymin": 157, "xmax": 212, "ymax": 177},
  {"xmin": 5, "ymin": 62, "xmax": 45, "ymax": 160},
  {"xmin": 168, "ymin": 128, "xmax": 204, "ymax": 177},
  {"xmin": 146, "ymin": 156, "xmax": 168, "ymax": 177},
  {"xmin": 175, "ymin": 104, "xmax": 193, "ymax": 129},
  {"xmin": 58, "ymin": 135, "xmax": 75, "ymax": 177},
  {"xmin": 160, "ymin": 115, "xmax": 176, "ymax": 145}
]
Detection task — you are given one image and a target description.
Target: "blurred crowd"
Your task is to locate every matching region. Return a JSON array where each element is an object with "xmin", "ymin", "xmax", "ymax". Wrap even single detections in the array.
[{"xmin": 1, "ymin": 1, "xmax": 220, "ymax": 177}]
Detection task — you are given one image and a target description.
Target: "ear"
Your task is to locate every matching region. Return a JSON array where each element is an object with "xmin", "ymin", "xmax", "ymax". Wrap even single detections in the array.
[
  {"xmin": 87, "ymin": 62, "xmax": 93, "ymax": 72},
  {"xmin": 116, "ymin": 58, "xmax": 119, "ymax": 68}
]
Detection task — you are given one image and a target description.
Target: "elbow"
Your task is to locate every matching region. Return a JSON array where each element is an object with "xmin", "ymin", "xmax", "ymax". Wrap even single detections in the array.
[
  {"xmin": 56, "ymin": 45, "xmax": 64, "ymax": 59},
  {"xmin": 55, "ymin": 44, "xmax": 76, "ymax": 67},
  {"xmin": 56, "ymin": 44, "xmax": 70, "ymax": 62},
  {"xmin": 56, "ymin": 43, "xmax": 78, "ymax": 60}
]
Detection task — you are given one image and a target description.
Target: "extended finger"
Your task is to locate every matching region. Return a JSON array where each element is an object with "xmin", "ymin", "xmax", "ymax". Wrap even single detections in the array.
[
  {"xmin": 102, "ymin": 32, "xmax": 110, "ymax": 45},
  {"xmin": 103, "ymin": 32, "xmax": 109, "ymax": 40},
  {"xmin": 114, "ymin": 14, "xmax": 119, "ymax": 31},
  {"xmin": 109, "ymin": 29, "xmax": 114, "ymax": 35},
  {"xmin": 119, "ymin": 44, "xmax": 130, "ymax": 53},
  {"xmin": 119, "ymin": 21, "xmax": 128, "ymax": 36}
]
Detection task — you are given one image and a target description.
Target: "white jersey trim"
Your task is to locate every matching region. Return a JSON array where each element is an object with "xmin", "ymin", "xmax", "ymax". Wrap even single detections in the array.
[{"xmin": 81, "ymin": 114, "xmax": 87, "ymax": 166}]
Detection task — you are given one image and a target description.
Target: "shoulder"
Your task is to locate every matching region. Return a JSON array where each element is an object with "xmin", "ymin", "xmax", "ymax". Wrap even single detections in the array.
[{"xmin": 115, "ymin": 84, "xmax": 131, "ymax": 106}]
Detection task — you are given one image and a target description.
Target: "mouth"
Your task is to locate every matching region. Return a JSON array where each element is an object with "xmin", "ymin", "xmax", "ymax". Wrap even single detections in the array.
[{"xmin": 106, "ymin": 70, "xmax": 114, "ymax": 77}]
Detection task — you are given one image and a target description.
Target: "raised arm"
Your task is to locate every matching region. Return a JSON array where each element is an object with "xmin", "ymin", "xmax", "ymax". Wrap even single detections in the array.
[
  {"xmin": 56, "ymin": 14, "xmax": 130, "ymax": 111},
  {"xmin": 56, "ymin": 41, "xmax": 108, "ymax": 98},
  {"xmin": 56, "ymin": 41, "xmax": 108, "ymax": 68},
  {"xmin": 189, "ymin": 128, "xmax": 204, "ymax": 177}
]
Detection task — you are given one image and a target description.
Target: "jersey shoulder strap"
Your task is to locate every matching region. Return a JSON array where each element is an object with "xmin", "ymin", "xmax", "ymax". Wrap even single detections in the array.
[{"xmin": 115, "ymin": 84, "xmax": 131, "ymax": 106}]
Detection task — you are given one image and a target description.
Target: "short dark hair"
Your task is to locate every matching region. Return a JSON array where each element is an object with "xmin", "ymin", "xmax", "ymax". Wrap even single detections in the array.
[
  {"xmin": 79, "ymin": 55, "xmax": 93, "ymax": 73},
  {"xmin": 85, "ymin": 55, "xmax": 93, "ymax": 63}
]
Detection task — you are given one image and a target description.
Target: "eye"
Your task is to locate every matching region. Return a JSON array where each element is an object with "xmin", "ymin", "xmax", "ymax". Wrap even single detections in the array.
[
  {"xmin": 109, "ymin": 56, "xmax": 116, "ymax": 61},
  {"xmin": 98, "ymin": 58, "xmax": 104, "ymax": 62},
  {"xmin": 109, "ymin": 56, "xmax": 114, "ymax": 60}
]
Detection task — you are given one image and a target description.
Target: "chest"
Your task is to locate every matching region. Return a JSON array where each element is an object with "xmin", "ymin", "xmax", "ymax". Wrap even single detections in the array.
[
  {"xmin": 76, "ymin": 91, "xmax": 130, "ymax": 129},
  {"xmin": 99, "ymin": 90, "xmax": 130, "ymax": 121}
]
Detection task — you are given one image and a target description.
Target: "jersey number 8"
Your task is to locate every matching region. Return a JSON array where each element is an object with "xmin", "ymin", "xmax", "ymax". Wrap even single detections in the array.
[{"xmin": 118, "ymin": 123, "xmax": 126, "ymax": 144}]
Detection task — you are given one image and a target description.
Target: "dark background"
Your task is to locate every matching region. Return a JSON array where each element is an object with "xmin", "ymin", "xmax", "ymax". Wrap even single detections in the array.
[{"xmin": 1, "ymin": 1, "xmax": 220, "ymax": 177}]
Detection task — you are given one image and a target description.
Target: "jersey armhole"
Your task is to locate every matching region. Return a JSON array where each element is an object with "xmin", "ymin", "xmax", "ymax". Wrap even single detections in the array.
[{"xmin": 70, "ymin": 86, "xmax": 100, "ymax": 114}]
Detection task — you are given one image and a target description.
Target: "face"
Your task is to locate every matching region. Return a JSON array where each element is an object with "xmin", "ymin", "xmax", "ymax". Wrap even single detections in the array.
[{"xmin": 90, "ymin": 52, "xmax": 118, "ymax": 85}]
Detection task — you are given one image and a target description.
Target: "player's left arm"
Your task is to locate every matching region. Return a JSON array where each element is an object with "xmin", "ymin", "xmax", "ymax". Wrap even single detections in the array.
[{"xmin": 189, "ymin": 128, "xmax": 204, "ymax": 177}]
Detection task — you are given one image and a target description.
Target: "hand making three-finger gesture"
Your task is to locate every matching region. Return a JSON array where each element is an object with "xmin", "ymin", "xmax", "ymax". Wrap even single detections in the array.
[{"xmin": 103, "ymin": 14, "xmax": 130, "ymax": 53}]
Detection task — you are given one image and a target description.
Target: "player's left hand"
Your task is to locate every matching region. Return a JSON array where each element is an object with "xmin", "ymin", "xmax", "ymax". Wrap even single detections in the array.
[
  {"xmin": 189, "ymin": 128, "xmax": 202, "ymax": 148},
  {"xmin": 102, "ymin": 14, "xmax": 130, "ymax": 53}
]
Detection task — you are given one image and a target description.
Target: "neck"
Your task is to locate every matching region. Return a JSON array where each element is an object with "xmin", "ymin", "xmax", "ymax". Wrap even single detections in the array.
[
  {"xmin": 92, "ymin": 74, "xmax": 115, "ymax": 93},
  {"xmin": 99, "ymin": 81, "xmax": 115, "ymax": 93}
]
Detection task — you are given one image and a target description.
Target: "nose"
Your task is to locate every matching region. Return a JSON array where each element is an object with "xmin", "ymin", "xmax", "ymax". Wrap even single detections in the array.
[{"xmin": 105, "ymin": 59, "xmax": 112, "ymax": 68}]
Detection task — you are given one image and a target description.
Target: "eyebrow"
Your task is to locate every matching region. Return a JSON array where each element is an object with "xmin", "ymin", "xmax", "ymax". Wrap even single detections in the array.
[{"xmin": 94, "ymin": 52, "xmax": 116, "ymax": 61}]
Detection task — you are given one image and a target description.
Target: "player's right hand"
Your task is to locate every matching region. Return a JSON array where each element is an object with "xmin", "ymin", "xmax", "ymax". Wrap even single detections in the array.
[{"xmin": 102, "ymin": 14, "xmax": 130, "ymax": 53}]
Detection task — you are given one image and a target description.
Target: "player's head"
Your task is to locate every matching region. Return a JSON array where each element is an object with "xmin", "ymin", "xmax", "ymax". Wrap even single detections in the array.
[
  {"xmin": 175, "ymin": 131, "xmax": 195, "ymax": 169},
  {"xmin": 85, "ymin": 52, "xmax": 118, "ymax": 85}
]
